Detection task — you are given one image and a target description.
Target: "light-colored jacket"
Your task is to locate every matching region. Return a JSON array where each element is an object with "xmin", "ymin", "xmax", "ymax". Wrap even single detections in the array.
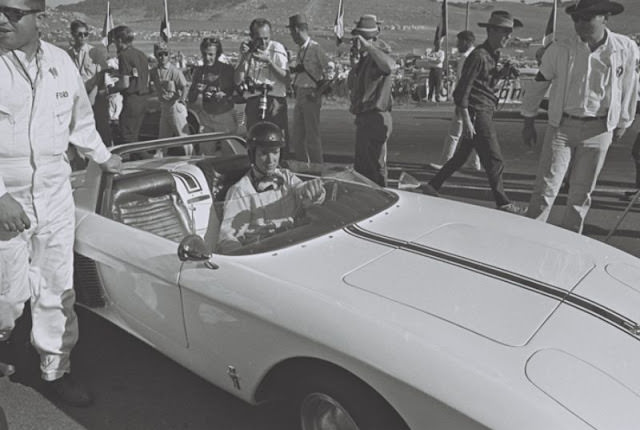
[
  {"xmin": 0, "ymin": 41, "xmax": 111, "ymax": 197},
  {"xmin": 521, "ymin": 30, "xmax": 639, "ymax": 131}
]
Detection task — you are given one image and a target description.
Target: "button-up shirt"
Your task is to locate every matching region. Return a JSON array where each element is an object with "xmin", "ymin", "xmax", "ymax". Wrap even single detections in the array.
[
  {"xmin": 292, "ymin": 38, "xmax": 330, "ymax": 89},
  {"xmin": 453, "ymin": 41, "xmax": 501, "ymax": 111},
  {"xmin": 66, "ymin": 43, "xmax": 100, "ymax": 104},
  {"xmin": 238, "ymin": 40, "xmax": 289, "ymax": 98},
  {"xmin": 0, "ymin": 41, "xmax": 111, "ymax": 199},
  {"xmin": 521, "ymin": 29, "xmax": 639, "ymax": 131},
  {"xmin": 564, "ymin": 33, "xmax": 613, "ymax": 117}
]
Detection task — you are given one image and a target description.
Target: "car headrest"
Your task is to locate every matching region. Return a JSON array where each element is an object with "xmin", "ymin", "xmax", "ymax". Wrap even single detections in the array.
[{"xmin": 111, "ymin": 170, "xmax": 178, "ymax": 206}]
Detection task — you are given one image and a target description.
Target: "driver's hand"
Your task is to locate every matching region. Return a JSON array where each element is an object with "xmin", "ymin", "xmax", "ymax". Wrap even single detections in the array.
[
  {"xmin": 0, "ymin": 193, "xmax": 31, "ymax": 237},
  {"xmin": 297, "ymin": 178, "xmax": 325, "ymax": 202},
  {"xmin": 99, "ymin": 154, "xmax": 122, "ymax": 174}
]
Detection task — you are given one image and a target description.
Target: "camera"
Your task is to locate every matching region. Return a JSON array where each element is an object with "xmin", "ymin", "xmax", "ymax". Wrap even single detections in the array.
[
  {"xmin": 501, "ymin": 61, "xmax": 520, "ymax": 79},
  {"xmin": 350, "ymin": 37, "xmax": 361, "ymax": 57},
  {"xmin": 290, "ymin": 64, "xmax": 305, "ymax": 74}
]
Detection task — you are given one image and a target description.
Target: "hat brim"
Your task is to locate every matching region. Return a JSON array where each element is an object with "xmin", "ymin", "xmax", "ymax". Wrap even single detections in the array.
[
  {"xmin": 478, "ymin": 18, "xmax": 523, "ymax": 29},
  {"xmin": 351, "ymin": 28, "xmax": 380, "ymax": 36},
  {"xmin": 565, "ymin": 2, "xmax": 623, "ymax": 16}
]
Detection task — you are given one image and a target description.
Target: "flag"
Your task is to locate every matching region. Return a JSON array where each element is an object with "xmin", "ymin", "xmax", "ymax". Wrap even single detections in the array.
[
  {"xmin": 160, "ymin": 0, "xmax": 171, "ymax": 43},
  {"xmin": 101, "ymin": 1, "xmax": 114, "ymax": 47},
  {"xmin": 439, "ymin": 0, "xmax": 447, "ymax": 43},
  {"xmin": 333, "ymin": 0, "xmax": 345, "ymax": 45},
  {"xmin": 542, "ymin": 0, "xmax": 558, "ymax": 47}
]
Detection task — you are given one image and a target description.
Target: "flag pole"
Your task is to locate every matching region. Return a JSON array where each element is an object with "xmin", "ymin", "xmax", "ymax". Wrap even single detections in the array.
[
  {"xmin": 465, "ymin": 1, "xmax": 470, "ymax": 31},
  {"xmin": 443, "ymin": 0, "xmax": 448, "ymax": 78}
]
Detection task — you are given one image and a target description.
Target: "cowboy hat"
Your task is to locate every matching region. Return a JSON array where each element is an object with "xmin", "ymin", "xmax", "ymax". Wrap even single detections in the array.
[
  {"xmin": 351, "ymin": 14, "xmax": 382, "ymax": 36},
  {"xmin": 565, "ymin": 0, "xmax": 623, "ymax": 16},
  {"xmin": 478, "ymin": 11, "xmax": 523, "ymax": 29}
]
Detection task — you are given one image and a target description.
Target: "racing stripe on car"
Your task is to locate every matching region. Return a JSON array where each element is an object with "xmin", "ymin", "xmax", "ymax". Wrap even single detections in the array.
[{"xmin": 345, "ymin": 224, "xmax": 640, "ymax": 341}]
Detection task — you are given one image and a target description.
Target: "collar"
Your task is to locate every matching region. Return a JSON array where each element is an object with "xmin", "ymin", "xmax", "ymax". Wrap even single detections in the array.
[
  {"xmin": 300, "ymin": 37, "xmax": 312, "ymax": 50},
  {"xmin": 250, "ymin": 166, "xmax": 285, "ymax": 192},
  {"xmin": 479, "ymin": 41, "xmax": 500, "ymax": 61},
  {"xmin": 576, "ymin": 28, "xmax": 610, "ymax": 53}
]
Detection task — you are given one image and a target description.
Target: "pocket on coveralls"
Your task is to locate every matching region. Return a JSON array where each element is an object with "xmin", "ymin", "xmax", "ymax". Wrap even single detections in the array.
[{"xmin": 0, "ymin": 105, "xmax": 15, "ymax": 149}]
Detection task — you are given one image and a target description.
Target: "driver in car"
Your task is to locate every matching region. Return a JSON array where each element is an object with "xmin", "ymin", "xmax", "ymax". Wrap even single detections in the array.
[{"xmin": 215, "ymin": 121, "xmax": 325, "ymax": 253}]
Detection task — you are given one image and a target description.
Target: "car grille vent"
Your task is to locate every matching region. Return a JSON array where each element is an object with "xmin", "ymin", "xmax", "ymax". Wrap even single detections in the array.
[{"xmin": 73, "ymin": 253, "xmax": 106, "ymax": 308}]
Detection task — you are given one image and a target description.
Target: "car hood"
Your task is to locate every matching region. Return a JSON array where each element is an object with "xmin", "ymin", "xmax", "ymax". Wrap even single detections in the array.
[{"xmin": 342, "ymin": 191, "xmax": 640, "ymax": 346}]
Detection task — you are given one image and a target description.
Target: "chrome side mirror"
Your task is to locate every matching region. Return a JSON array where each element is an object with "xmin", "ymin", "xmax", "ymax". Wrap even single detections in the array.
[{"xmin": 178, "ymin": 235, "xmax": 211, "ymax": 262}]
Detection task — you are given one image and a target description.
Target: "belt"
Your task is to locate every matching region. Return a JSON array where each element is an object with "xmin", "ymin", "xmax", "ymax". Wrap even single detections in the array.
[{"xmin": 562, "ymin": 113, "xmax": 607, "ymax": 121}]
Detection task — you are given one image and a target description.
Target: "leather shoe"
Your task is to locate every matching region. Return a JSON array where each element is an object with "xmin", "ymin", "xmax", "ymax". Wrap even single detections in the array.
[
  {"xmin": 497, "ymin": 203, "xmax": 527, "ymax": 215},
  {"xmin": 47, "ymin": 374, "xmax": 93, "ymax": 407}
]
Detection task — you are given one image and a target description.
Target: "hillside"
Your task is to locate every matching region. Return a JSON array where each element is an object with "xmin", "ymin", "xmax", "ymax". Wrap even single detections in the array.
[{"xmin": 60, "ymin": 0, "xmax": 639, "ymax": 40}]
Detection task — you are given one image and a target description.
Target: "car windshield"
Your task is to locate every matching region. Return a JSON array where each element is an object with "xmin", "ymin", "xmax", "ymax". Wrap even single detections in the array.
[{"xmin": 210, "ymin": 166, "xmax": 398, "ymax": 256}]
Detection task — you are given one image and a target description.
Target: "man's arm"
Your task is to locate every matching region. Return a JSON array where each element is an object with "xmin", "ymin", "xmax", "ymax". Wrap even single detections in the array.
[
  {"xmin": 358, "ymin": 36, "xmax": 396, "ymax": 75},
  {"xmin": 520, "ymin": 46, "xmax": 557, "ymax": 146},
  {"xmin": 176, "ymin": 69, "xmax": 188, "ymax": 103},
  {"xmin": 452, "ymin": 52, "xmax": 483, "ymax": 138},
  {"xmin": 616, "ymin": 41, "xmax": 640, "ymax": 131}
]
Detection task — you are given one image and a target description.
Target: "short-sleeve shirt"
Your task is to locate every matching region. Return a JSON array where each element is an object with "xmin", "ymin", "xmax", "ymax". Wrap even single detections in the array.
[
  {"xmin": 118, "ymin": 46, "xmax": 149, "ymax": 96},
  {"xmin": 240, "ymin": 40, "xmax": 289, "ymax": 98},
  {"xmin": 150, "ymin": 63, "xmax": 187, "ymax": 106}
]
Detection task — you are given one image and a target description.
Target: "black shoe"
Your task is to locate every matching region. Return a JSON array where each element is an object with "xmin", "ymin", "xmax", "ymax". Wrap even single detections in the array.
[
  {"xmin": 46, "ymin": 374, "xmax": 93, "ymax": 407},
  {"xmin": 498, "ymin": 203, "xmax": 527, "ymax": 215}
]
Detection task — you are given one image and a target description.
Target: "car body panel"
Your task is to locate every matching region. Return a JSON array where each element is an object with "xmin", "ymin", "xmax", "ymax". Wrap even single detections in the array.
[{"xmin": 71, "ymin": 135, "xmax": 640, "ymax": 430}]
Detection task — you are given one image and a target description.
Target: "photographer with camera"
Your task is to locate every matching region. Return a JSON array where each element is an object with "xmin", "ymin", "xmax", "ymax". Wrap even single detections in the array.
[
  {"xmin": 188, "ymin": 37, "xmax": 237, "ymax": 153},
  {"xmin": 421, "ymin": 11, "xmax": 525, "ymax": 215},
  {"xmin": 287, "ymin": 13, "xmax": 331, "ymax": 168},
  {"xmin": 347, "ymin": 15, "xmax": 396, "ymax": 187},
  {"xmin": 235, "ymin": 18, "xmax": 289, "ymax": 142}
]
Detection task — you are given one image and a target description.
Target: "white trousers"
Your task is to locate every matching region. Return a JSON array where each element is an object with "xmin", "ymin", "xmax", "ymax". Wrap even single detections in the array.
[
  {"xmin": 0, "ymin": 158, "xmax": 77, "ymax": 381},
  {"xmin": 526, "ymin": 117, "xmax": 612, "ymax": 234},
  {"xmin": 440, "ymin": 115, "xmax": 481, "ymax": 169}
]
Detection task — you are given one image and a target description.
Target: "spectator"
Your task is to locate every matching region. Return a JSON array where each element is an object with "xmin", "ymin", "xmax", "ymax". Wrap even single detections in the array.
[
  {"xmin": 288, "ymin": 13, "xmax": 331, "ymax": 168},
  {"xmin": 188, "ymin": 36, "xmax": 237, "ymax": 150},
  {"xmin": 110, "ymin": 25, "xmax": 150, "ymax": 145},
  {"xmin": 234, "ymin": 18, "xmax": 289, "ymax": 140},
  {"xmin": 625, "ymin": 132, "xmax": 640, "ymax": 200},
  {"xmin": 214, "ymin": 122, "xmax": 325, "ymax": 253},
  {"xmin": 149, "ymin": 42, "xmax": 189, "ymax": 142},
  {"xmin": 347, "ymin": 14, "xmax": 396, "ymax": 186},
  {"xmin": 435, "ymin": 30, "xmax": 481, "ymax": 171},
  {"xmin": 421, "ymin": 11, "xmax": 526, "ymax": 215},
  {"xmin": 427, "ymin": 40, "xmax": 445, "ymax": 103},
  {"xmin": 0, "ymin": 0, "xmax": 121, "ymax": 405},
  {"xmin": 105, "ymin": 57, "xmax": 123, "ymax": 144},
  {"xmin": 521, "ymin": 0, "xmax": 639, "ymax": 233}
]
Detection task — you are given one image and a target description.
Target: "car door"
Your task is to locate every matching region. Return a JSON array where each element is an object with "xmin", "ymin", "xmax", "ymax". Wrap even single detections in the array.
[{"xmin": 75, "ymin": 213, "xmax": 188, "ymax": 348}]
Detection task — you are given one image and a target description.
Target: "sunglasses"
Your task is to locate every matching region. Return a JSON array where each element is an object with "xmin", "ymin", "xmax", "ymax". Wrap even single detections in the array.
[
  {"xmin": 156, "ymin": 52, "xmax": 170, "ymax": 58},
  {"xmin": 571, "ymin": 13, "xmax": 599, "ymax": 23},
  {"xmin": 73, "ymin": 31, "xmax": 89, "ymax": 38},
  {"xmin": 0, "ymin": 6, "xmax": 42, "ymax": 23}
]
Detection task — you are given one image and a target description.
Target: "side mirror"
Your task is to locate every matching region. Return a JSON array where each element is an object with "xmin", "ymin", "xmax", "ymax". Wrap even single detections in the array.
[{"xmin": 178, "ymin": 235, "xmax": 211, "ymax": 262}]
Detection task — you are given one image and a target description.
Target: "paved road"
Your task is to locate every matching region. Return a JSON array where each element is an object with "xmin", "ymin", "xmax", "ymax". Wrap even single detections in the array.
[{"xmin": 1, "ymin": 105, "xmax": 638, "ymax": 429}]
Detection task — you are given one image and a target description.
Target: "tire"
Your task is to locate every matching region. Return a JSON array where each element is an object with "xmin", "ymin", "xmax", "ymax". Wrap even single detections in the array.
[{"xmin": 284, "ymin": 370, "xmax": 409, "ymax": 430}]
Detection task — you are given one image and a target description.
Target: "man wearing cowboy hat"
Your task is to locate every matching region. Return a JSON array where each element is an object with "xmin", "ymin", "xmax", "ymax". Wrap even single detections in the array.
[
  {"xmin": 347, "ymin": 14, "xmax": 396, "ymax": 186},
  {"xmin": 287, "ymin": 13, "xmax": 331, "ymax": 168},
  {"xmin": 422, "ymin": 11, "xmax": 525, "ymax": 214},
  {"xmin": 521, "ymin": 0, "xmax": 639, "ymax": 234}
]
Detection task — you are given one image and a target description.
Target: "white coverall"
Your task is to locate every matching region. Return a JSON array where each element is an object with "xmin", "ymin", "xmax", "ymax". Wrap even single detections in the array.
[
  {"xmin": 0, "ymin": 41, "xmax": 111, "ymax": 381},
  {"xmin": 216, "ymin": 168, "xmax": 325, "ymax": 253}
]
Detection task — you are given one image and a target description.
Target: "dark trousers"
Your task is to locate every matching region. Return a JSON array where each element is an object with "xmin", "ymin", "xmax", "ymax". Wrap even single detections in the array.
[
  {"xmin": 632, "ymin": 132, "xmax": 640, "ymax": 188},
  {"xmin": 429, "ymin": 109, "xmax": 510, "ymax": 207},
  {"xmin": 119, "ymin": 93, "xmax": 148, "ymax": 144},
  {"xmin": 428, "ymin": 67, "xmax": 443, "ymax": 102},
  {"xmin": 354, "ymin": 111, "xmax": 392, "ymax": 187},
  {"xmin": 93, "ymin": 93, "xmax": 112, "ymax": 146}
]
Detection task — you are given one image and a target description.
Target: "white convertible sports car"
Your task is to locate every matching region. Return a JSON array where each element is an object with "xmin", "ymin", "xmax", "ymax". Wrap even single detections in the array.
[{"xmin": 72, "ymin": 134, "xmax": 640, "ymax": 430}]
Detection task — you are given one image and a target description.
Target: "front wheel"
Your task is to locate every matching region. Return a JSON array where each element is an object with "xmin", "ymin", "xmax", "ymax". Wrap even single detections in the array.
[{"xmin": 288, "ymin": 371, "xmax": 409, "ymax": 430}]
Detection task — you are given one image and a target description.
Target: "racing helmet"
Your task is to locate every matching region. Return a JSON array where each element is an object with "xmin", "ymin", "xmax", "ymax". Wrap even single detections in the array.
[{"xmin": 246, "ymin": 121, "xmax": 285, "ymax": 161}]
